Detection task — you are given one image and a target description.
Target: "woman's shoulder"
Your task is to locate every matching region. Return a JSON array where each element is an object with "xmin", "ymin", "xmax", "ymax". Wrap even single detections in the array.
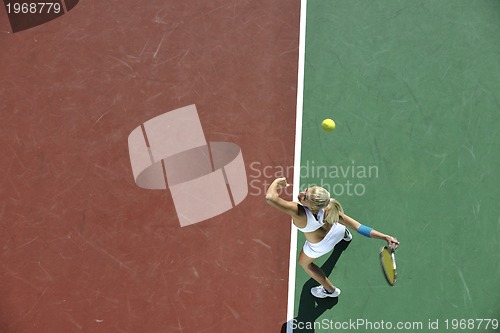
[
  {"xmin": 297, "ymin": 203, "xmax": 306, "ymax": 213},
  {"xmin": 292, "ymin": 203, "xmax": 307, "ymax": 228}
]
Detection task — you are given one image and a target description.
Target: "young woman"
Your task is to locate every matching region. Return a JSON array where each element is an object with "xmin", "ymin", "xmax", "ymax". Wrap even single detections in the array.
[{"xmin": 266, "ymin": 177, "xmax": 399, "ymax": 298}]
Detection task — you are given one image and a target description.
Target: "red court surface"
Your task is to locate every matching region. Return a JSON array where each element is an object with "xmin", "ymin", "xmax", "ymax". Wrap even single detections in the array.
[{"xmin": 0, "ymin": 1, "xmax": 300, "ymax": 332}]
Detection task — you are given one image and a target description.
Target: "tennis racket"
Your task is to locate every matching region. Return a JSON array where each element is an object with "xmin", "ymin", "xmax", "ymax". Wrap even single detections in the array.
[{"xmin": 379, "ymin": 243, "xmax": 397, "ymax": 286}]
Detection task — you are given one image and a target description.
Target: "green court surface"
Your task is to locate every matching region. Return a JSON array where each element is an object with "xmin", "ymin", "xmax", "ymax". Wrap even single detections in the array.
[{"xmin": 293, "ymin": 1, "xmax": 499, "ymax": 332}]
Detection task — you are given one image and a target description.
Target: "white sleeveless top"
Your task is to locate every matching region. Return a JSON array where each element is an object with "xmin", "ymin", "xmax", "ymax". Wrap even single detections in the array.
[{"xmin": 296, "ymin": 205, "xmax": 325, "ymax": 232}]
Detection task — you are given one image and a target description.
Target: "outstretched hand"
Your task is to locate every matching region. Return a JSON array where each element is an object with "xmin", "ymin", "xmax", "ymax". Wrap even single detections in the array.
[{"xmin": 386, "ymin": 236, "xmax": 399, "ymax": 250}]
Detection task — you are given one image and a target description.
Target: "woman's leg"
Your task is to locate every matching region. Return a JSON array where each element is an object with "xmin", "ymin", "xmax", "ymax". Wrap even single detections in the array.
[{"xmin": 297, "ymin": 250, "xmax": 336, "ymax": 293}]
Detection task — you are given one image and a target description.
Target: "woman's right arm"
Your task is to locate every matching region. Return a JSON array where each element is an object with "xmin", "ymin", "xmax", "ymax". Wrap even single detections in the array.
[
  {"xmin": 265, "ymin": 177, "xmax": 299, "ymax": 218},
  {"xmin": 340, "ymin": 213, "xmax": 399, "ymax": 247}
]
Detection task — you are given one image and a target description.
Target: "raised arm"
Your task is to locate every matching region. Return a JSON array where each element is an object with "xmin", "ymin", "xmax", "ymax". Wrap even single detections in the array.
[
  {"xmin": 265, "ymin": 177, "xmax": 299, "ymax": 218},
  {"xmin": 339, "ymin": 212, "xmax": 399, "ymax": 247}
]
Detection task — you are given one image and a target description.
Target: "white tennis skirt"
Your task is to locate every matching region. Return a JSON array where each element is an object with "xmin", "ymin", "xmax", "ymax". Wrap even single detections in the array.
[{"xmin": 302, "ymin": 223, "xmax": 347, "ymax": 259}]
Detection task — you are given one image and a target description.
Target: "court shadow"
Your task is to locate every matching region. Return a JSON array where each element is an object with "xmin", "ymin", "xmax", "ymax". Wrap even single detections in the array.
[{"xmin": 280, "ymin": 239, "xmax": 351, "ymax": 333}]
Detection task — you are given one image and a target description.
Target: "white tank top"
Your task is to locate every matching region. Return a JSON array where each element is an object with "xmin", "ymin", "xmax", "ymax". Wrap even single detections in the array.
[{"xmin": 296, "ymin": 206, "xmax": 325, "ymax": 232}]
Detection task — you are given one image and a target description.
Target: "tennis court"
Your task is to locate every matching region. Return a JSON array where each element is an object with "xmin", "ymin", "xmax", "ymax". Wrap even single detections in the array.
[
  {"xmin": 289, "ymin": 1, "xmax": 499, "ymax": 332},
  {"xmin": 0, "ymin": 1, "xmax": 299, "ymax": 331},
  {"xmin": 1, "ymin": 1, "xmax": 498, "ymax": 332}
]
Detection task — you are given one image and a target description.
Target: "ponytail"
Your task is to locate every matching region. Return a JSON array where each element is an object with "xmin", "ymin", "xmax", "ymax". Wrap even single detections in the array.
[{"xmin": 324, "ymin": 198, "xmax": 343, "ymax": 225}]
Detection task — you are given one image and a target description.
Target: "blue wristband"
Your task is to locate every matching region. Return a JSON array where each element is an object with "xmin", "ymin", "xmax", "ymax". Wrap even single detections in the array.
[{"xmin": 358, "ymin": 225, "xmax": 373, "ymax": 238}]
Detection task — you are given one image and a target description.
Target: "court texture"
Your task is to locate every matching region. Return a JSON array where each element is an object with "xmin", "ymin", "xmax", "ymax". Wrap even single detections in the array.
[{"xmin": 0, "ymin": 1, "xmax": 499, "ymax": 333}]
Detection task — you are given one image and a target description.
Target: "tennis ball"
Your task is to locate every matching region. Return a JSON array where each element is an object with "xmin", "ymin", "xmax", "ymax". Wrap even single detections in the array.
[{"xmin": 321, "ymin": 118, "xmax": 336, "ymax": 132}]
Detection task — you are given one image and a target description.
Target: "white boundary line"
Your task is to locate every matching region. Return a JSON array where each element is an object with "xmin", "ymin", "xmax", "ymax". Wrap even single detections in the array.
[{"xmin": 286, "ymin": 0, "xmax": 307, "ymax": 331}]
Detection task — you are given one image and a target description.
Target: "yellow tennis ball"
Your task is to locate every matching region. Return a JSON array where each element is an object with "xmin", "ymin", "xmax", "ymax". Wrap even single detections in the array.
[{"xmin": 321, "ymin": 118, "xmax": 336, "ymax": 132}]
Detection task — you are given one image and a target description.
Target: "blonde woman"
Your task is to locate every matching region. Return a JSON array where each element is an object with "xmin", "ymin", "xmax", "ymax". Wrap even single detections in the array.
[{"xmin": 266, "ymin": 177, "xmax": 399, "ymax": 298}]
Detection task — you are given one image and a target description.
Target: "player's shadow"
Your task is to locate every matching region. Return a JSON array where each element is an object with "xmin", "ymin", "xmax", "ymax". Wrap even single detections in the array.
[{"xmin": 280, "ymin": 239, "xmax": 351, "ymax": 333}]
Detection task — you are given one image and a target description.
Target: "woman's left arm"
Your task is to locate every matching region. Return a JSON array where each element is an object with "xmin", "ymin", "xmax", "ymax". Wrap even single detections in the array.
[{"xmin": 265, "ymin": 177, "xmax": 299, "ymax": 218}]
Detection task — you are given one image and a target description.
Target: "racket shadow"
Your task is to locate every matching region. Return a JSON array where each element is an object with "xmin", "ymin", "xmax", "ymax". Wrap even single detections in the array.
[{"xmin": 280, "ymin": 239, "xmax": 352, "ymax": 333}]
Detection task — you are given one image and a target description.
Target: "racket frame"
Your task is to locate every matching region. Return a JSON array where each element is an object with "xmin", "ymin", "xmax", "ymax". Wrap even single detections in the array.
[{"xmin": 379, "ymin": 245, "xmax": 397, "ymax": 286}]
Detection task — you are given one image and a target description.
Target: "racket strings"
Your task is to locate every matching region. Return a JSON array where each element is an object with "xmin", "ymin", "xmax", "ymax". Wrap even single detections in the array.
[{"xmin": 380, "ymin": 247, "xmax": 396, "ymax": 285}]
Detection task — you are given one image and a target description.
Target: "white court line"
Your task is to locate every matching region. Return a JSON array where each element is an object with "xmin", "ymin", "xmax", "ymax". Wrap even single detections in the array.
[{"xmin": 287, "ymin": 0, "xmax": 307, "ymax": 331}]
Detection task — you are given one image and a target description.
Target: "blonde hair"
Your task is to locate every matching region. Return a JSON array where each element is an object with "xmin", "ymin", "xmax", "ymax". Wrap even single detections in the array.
[{"xmin": 307, "ymin": 186, "xmax": 344, "ymax": 225}]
